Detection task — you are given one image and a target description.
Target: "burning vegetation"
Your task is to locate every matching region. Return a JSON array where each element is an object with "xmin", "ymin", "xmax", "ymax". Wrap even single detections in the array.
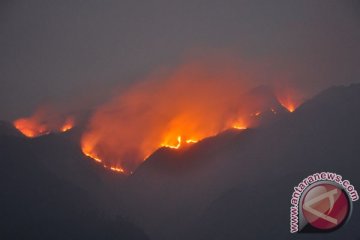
[{"xmin": 13, "ymin": 107, "xmax": 75, "ymax": 138}]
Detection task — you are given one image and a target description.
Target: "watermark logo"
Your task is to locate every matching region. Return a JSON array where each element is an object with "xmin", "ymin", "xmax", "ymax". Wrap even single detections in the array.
[{"xmin": 290, "ymin": 172, "xmax": 358, "ymax": 233}]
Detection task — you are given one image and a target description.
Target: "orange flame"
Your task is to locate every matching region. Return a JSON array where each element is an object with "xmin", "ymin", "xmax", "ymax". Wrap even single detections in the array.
[
  {"xmin": 161, "ymin": 136, "xmax": 182, "ymax": 149},
  {"xmin": 13, "ymin": 118, "xmax": 49, "ymax": 138},
  {"xmin": 13, "ymin": 107, "xmax": 75, "ymax": 138},
  {"xmin": 60, "ymin": 117, "xmax": 75, "ymax": 132},
  {"xmin": 276, "ymin": 87, "xmax": 303, "ymax": 113}
]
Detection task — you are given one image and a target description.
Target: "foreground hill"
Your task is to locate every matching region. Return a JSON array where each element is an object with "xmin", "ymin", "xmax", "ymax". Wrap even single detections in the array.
[
  {"xmin": 0, "ymin": 132, "xmax": 148, "ymax": 240},
  {"xmin": 121, "ymin": 84, "xmax": 360, "ymax": 240},
  {"xmin": 1, "ymin": 84, "xmax": 359, "ymax": 240}
]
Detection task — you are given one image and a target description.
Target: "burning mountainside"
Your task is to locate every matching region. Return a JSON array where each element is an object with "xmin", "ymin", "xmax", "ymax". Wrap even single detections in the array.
[
  {"xmin": 13, "ymin": 106, "xmax": 75, "ymax": 138},
  {"xmin": 9, "ymin": 62, "xmax": 302, "ymax": 175},
  {"xmin": 81, "ymin": 61, "xmax": 302, "ymax": 174}
]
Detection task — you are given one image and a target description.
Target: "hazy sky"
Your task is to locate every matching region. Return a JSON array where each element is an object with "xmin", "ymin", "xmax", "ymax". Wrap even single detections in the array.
[{"xmin": 1, "ymin": 0, "xmax": 359, "ymax": 120}]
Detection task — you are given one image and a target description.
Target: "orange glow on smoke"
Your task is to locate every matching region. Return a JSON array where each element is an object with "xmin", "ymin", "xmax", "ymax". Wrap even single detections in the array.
[
  {"xmin": 232, "ymin": 117, "xmax": 248, "ymax": 130},
  {"xmin": 13, "ymin": 107, "xmax": 75, "ymax": 138},
  {"xmin": 81, "ymin": 60, "xmax": 301, "ymax": 174},
  {"xmin": 60, "ymin": 117, "xmax": 75, "ymax": 132},
  {"xmin": 13, "ymin": 118, "xmax": 49, "ymax": 138},
  {"xmin": 81, "ymin": 60, "xmax": 257, "ymax": 174},
  {"xmin": 276, "ymin": 87, "xmax": 303, "ymax": 113}
]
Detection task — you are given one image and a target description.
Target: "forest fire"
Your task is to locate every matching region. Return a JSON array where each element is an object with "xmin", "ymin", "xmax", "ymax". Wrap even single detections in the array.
[
  {"xmin": 81, "ymin": 60, "xmax": 299, "ymax": 174},
  {"xmin": 11, "ymin": 78, "xmax": 303, "ymax": 175},
  {"xmin": 50, "ymin": 58, "xmax": 308, "ymax": 175},
  {"xmin": 12, "ymin": 62, "xmax": 304, "ymax": 175},
  {"xmin": 81, "ymin": 68, "xmax": 307, "ymax": 174},
  {"xmin": 80, "ymin": 61, "xmax": 257, "ymax": 174},
  {"xmin": 13, "ymin": 107, "xmax": 75, "ymax": 138}
]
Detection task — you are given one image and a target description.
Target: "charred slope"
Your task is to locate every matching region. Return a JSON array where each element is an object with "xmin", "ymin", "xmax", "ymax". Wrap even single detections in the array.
[{"xmin": 0, "ymin": 134, "xmax": 149, "ymax": 240}]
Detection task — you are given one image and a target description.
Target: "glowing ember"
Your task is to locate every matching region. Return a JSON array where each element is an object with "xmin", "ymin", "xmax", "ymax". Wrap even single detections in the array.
[
  {"xmin": 161, "ymin": 136, "xmax": 198, "ymax": 149},
  {"xmin": 103, "ymin": 164, "xmax": 126, "ymax": 173},
  {"xmin": 109, "ymin": 166, "xmax": 125, "ymax": 173},
  {"xmin": 251, "ymin": 112, "xmax": 261, "ymax": 117}
]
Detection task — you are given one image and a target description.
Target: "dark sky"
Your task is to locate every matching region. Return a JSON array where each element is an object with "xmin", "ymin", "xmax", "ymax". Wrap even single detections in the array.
[{"xmin": 1, "ymin": 0, "xmax": 359, "ymax": 121}]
